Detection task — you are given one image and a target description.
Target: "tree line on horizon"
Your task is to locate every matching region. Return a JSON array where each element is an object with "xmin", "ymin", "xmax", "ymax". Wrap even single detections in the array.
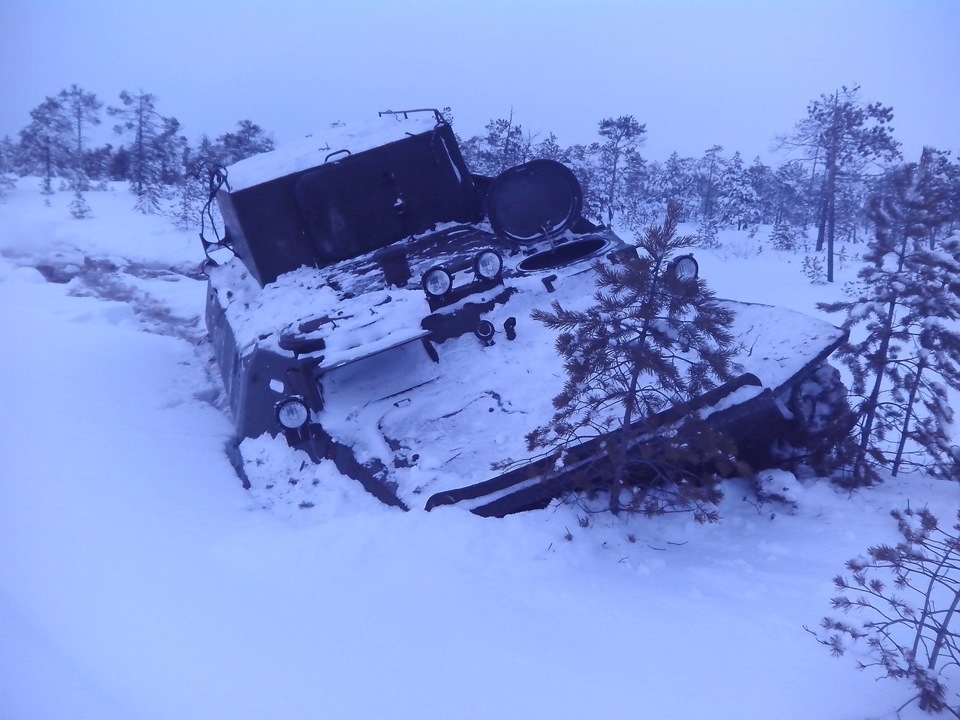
[
  {"xmin": 455, "ymin": 90, "xmax": 959, "ymax": 283},
  {"xmin": 0, "ymin": 84, "xmax": 958, "ymax": 274},
  {"xmin": 0, "ymin": 85, "xmax": 275, "ymax": 223}
]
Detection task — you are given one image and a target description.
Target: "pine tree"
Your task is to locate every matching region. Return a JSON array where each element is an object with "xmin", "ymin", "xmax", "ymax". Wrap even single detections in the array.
[
  {"xmin": 696, "ymin": 145, "xmax": 726, "ymax": 226},
  {"xmin": 530, "ymin": 132, "xmax": 568, "ymax": 164},
  {"xmin": 565, "ymin": 142, "xmax": 602, "ymax": 220},
  {"xmin": 896, "ymin": 147, "xmax": 957, "ymax": 247},
  {"xmin": 108, "ymin": 90, "xmax": 181, "ymax": 213},
  {"xmin": 745, "ymin": 157, "xmax": 776, "ymax": 225},
  {"xmin": 815, "ymin": 507, "xmax": 960, "ymax": 715},
  {"xmin": 770, "ymin": 220, "xmax": 804, "ymax": 252},
  {"xmin": 18, "ymin": 96, "xmax": 71, "ymax": 197},
  {"xmin": 620, "ymin": 159, "xmax": 662, "ymax": 229},
  {"xmin": 108, "ymin": 146, "xmax": 131, "ymax": 181},
  {"xmin": 655, "ymin": 152, "xmax": 699, "ymax": 222},
  {"xmin": 594, "ymin": 115, "xmax": 646, "ymax": 223},
  {"xmin": 193, "ymin": 135, "xmax": 221, "ymax": 169},
  {"xmin": 82, "ymin": 144, "xmax": 116, "ymax": 185},
  {"xmin": 215, "ymin": 119, "xmax": 274, "ymax": 165},
  {"xmin": 0, "ymin": 135, "xmax": 17, "ymax": 198},
  {"xmin": 819, "ymin": 157, "xmax": 960, "ymax": 484},
  {"xmin": 770, "ymin": 159, "xmax": 812, "ymax": 231},
  {"xmin": 57, "ymin": 84, "xmax": 102, "ymax": 192},
  {"xmin": 459, "ymin": 111, "xmax": 531, "ymax": 176},
  {"xmin": 719, "ymin": 151, "xmax": 760, "ymax": 232},
  {"xmin": 69, "ymin": 188, "xmax": 91, "ymax": 218},
  {"xmin": 689, "ymin": 148, "xmax": 760, "ymax": 234},
  {"xmin": 527, "ymin": 202, "xmax": 737, "ymax": 514},
  {"xmin": 779, "ymin": 85, "xmax": 900, "ymax": 281},
  {"xmin": 173, "ymin": 143, "xmax": 212, "ymax": 230},
  {"xmin": 154, "ymin": 116, "xmax": 186, "ymax": 187}
]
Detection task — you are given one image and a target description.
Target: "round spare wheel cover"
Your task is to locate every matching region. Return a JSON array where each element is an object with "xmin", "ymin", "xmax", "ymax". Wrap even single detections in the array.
[{"xmin": 486, "ymin": 159, "xmax": 583, "ymax": 243}]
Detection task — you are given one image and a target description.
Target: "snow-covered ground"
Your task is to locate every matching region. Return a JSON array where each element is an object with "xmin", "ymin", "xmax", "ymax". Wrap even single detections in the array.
[{"xmin": 0, "ymin": 180, "xmax": 957, "ymax": 719}]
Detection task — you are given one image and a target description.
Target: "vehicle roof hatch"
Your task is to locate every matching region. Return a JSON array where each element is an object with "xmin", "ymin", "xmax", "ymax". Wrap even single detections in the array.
[{"xmin": 486, "ymin": 159, "xmax": 583, "ymax": 243}]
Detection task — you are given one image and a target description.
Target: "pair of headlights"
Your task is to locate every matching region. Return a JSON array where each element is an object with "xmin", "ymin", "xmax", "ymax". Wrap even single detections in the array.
[{"xmin": 422, "ymin": 249, "xmax": 503, "ymax": 298}]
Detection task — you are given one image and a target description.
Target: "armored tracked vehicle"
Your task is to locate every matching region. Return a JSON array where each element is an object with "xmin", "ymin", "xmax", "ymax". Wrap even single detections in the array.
[{"xmin": 202, "ymin": 109, "xmax": 849, "ymax": 515}]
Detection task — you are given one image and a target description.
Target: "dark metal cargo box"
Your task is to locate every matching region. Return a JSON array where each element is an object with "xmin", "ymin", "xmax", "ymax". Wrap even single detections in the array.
[{"xmin": 218, "ymin": 121, "xmax": 482, "ymax": 286}]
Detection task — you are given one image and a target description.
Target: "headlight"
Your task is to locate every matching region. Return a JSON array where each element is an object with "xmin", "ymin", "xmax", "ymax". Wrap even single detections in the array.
[
  {"xmin": 670, "ymin": 254, "xmax": 699, "ymax": 282},
  {"xmin": 276, "ymin": 397, "xmax": 310, "ymax": 430},
  {"xmin": 422, "ymin": 266, "xmax": 453, "ymax": 297},
  {"xmin": 474, "ymin": 249, "xmax": 503, "ymax": 280}
]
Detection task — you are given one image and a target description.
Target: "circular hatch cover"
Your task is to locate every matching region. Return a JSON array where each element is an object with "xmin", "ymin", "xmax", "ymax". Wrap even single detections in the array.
[{"xmin": 486, "ymin": 159, "xmax": 583, "ymax": 243}]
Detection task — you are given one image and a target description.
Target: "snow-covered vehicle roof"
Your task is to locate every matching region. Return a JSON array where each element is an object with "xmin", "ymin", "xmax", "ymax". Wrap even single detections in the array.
[{"xmin": 225, "ymin": 112, "xmax": 442, "ymax": 192}]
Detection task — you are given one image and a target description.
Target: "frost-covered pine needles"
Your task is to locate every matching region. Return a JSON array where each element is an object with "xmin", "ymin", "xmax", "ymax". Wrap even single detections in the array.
[{"xmin": 527, "ymin": 201, "xmax": 739, "ymax": 516}]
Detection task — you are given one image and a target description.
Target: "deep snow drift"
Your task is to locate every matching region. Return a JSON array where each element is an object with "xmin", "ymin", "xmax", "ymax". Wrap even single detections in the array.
[{"xmin": 0, "ymin": 181, "xmax": 957, "ymax": 719}]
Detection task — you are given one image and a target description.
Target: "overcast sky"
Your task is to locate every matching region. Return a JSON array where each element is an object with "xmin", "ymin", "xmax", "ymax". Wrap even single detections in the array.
[{"xmin": 2, "ymin": 0, "xmax": 958, "ymax": 163}]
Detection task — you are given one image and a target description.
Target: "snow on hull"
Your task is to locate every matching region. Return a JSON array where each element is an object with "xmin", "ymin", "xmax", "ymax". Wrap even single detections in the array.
[{"xmin": 211, "ymin": 245, "xmax": 847, "ymax": 512}]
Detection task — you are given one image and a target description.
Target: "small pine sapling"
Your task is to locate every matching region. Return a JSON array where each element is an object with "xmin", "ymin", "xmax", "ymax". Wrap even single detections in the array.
[
  {"xmin": 812, "ymin": 507, "xmax": 960, "ymax": 716},
  {"xmin": 770, "ymin": 221, "xmax": 802, "ymax": 252},
  {"xmin": 802, "ymin": 254, "xmax": 826, "ymax": 283},
  {"xmin": 527, "ymin": 201, "xmax": 738, "ymax": 515},
  {"xmin": 696, "ymin": 214, "xmax": 721, "ymax": 248},
  {"xmin": 69, "ymin": 187, "xmax": 90, "ymax": 219}
]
